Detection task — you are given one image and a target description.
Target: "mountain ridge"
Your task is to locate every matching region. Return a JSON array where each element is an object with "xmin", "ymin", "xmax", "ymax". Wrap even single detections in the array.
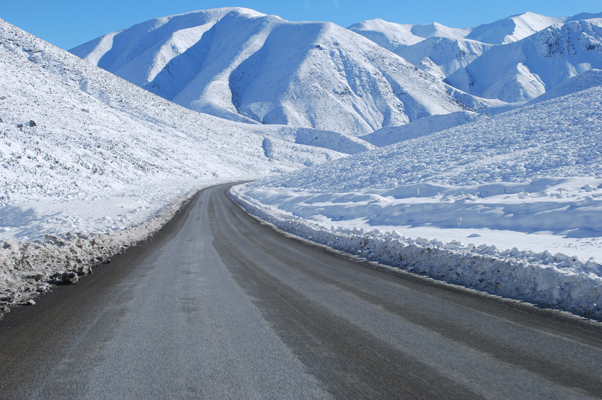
[{"xmin": 71, "ymin": 8, "xmax": 469, "ymax": 136}]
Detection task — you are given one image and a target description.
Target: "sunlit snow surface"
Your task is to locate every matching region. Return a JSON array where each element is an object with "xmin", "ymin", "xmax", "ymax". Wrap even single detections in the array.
[{"xmin": 234, "ymin": 86, "xmax": 602, "ymax": 318}]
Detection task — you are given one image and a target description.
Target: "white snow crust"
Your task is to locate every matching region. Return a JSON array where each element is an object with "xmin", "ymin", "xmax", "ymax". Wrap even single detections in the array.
[
  {"xmin": 0, "ymin": 18, "xmax": 343, "ymax": 305},
  {"xmin": 234, "ymin": 86, "xmax": 602, "ymax": 319}
]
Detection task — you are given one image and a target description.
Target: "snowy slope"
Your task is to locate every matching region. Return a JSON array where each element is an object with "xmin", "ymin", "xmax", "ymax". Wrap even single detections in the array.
[
  {"xmin": 465, "ymin": 12, "xmax": 564, "ymax": 44},
  {"xmin": 0, "ymin": 17, "xmax": 346, "ymax": 240},
  {"xmin": 446, "ymin": 19, "xmax": 602, "ymax": 102},
  {"xmin": 526, "ymin": 68, "xmax": 602, "ymax": 105},
  {"xmin": 348, "ymin": 19, "xmax": 469, "ymax": 50},
  {"xmin": 233, "ymin": 85, "xmax": 602, "ymax": 318},
  {"xmin": 359, "ymin": 111, "xmax": 480, "ymax": 147},
  {"xmin": 349, "ymin": 19, "xmax": 488, "ymax": 79},
  {"xmin": 395, "ymin": 37, "xmax": 493, "ymax": 80},
  {"xmin": 71, "ymin": 8, "xmax": 467, "ymax": 136}
]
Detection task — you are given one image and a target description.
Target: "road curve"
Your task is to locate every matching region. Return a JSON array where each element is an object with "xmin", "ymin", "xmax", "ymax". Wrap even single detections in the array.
[{"xmin": 1, "ymin": 182, "xmax": 602, "ymax": 399}]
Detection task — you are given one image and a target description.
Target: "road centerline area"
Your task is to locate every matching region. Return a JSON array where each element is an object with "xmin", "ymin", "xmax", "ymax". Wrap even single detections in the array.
[{"xmin": 1, "ymin": 183, "xmax": 602, "ymax": 399}]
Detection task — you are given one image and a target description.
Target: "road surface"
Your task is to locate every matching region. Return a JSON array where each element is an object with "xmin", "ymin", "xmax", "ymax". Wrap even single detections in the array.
[{"xmin": 1, "ymin": 182, "xmax": 602, "ymax": 399}]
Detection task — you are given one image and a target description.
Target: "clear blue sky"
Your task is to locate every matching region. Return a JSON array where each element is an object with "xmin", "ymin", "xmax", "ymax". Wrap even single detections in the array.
[{"xmin": 2, "ymin": 0, "xmax": 601, "ymax": 50}]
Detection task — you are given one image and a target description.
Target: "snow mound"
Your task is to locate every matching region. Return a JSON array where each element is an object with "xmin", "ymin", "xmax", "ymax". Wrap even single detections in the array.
[
  {"xmin": 446, "ymin": 19, "xmax": 602, "ymax": 102},
  {"xmin": 359, "ymin": 111, "xmax": 480, "ymax": 147},
  {"xmin": 231, "ymin": 187, "xmax": 602, "ymax": 319},
  {"xmin": 527, "ymin": 68, "xmax": 602, "ymax": 105},
  {"xmin": 234, "ymin": 85, "xmax": 602, "ymax": 319},
  {"xmin": 71, "ymin": 8, "xmax": 468, "ymax": 136}
]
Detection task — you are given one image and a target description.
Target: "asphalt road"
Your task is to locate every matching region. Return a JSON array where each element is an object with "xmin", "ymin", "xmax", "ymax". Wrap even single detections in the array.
[{"xmin": 1, "ymin": 182, "xmax": 602, "ymax": 399}]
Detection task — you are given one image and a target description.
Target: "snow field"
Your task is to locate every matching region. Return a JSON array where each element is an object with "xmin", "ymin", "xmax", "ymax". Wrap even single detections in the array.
[{"xmin": 230, "ymin": 186, "xmax": 602, "ymax": 319}]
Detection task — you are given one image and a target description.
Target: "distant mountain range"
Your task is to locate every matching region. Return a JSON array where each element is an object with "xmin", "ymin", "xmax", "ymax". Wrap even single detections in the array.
[
  {"xmin": 445, "ymin": 18, "xmax": 602, "ymax": 102},
  {"xmin": 350, "ymin": 12, "xmax": 602, "ymax": 102}
]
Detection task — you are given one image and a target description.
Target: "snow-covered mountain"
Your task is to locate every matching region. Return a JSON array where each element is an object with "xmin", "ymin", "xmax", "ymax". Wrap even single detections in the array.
[
  {"xmin": 70, "ymin": 8, "xmax": 467, "ymax": 136},
  {"xmin": 349, "ymin": 12, "xmax": 602, "ymax": 81},
  {"xmin": 465, "ymin": 12, "xmax": 565, "ymax": 44},
  {"xmin": 0, "ymin": 16, "xmax": 357, "ymax": 305},
  {"xmin": 348, "ymin": 19, "xmax": 469, "ymax": 50},
  {"xmin": 445, "ymin": 19, "xmax": 602, "ymax": 102},
  {"xmin": 348, "ymin": 19, "xmax": 487, "ymax": 79},
  {"xmin": 394, "ymin": 37, "xmax": 493, "ymax": 80}
]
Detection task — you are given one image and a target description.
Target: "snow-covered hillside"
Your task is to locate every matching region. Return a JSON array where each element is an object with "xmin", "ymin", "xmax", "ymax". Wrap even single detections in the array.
[
  {"xmin": 348, "ymin": 19, "xmax": 469, "ymax": 50},
  {"xmin": 394, "ymin": 38, "xmax": 493, "ymax": 80},
  {"xmin": 70, "ymin": 8, "xmax": 467, "ymax": 136},
  {"xmin": 0, "ymin": 17, "xmax": 340, "ymax": 225},
  {"xmin": 233, "ymin": 85, "xmax": 602, "ymax": 319},
  {"xmin": 526, "ymin": 68, "xmax": 602, "ymax": 105},
  {"xmin": 446, "ymin": 19, "xmax": 602, "ymax": 102},
  {"xmin": 0, "ymin": 17, "xmax": 346, "ymax": 304}
]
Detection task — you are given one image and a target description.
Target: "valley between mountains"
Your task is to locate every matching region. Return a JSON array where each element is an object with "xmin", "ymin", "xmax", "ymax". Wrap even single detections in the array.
[{"xmin": 1, "ymin": 3, "xmax": 602, "ymax": 373}]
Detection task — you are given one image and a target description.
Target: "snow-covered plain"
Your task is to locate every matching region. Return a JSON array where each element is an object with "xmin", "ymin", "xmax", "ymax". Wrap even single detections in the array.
[
  {"xmin": 70, "ymin": 8, "xmax": 468, "ymax": 137},
  {"xmin": 0, "ymin": 17, "xmax": 344, "ymax": 306},
  {"xmin": 233, "ymin": 85, "xmax": 602, "ymax": 319}
]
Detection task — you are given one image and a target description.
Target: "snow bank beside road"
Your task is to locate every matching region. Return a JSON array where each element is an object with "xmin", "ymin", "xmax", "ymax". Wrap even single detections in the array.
[
  {"xmin": 0, "ymin": 183, "xmax": 206, "ymax": 309},
  {"xmin": 230, "ymin": 186, "xmax": 602, "ymax": 319},
  {"xmin": 232, "ymin": 86, "xmax": 602, "ymax": 320}
]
